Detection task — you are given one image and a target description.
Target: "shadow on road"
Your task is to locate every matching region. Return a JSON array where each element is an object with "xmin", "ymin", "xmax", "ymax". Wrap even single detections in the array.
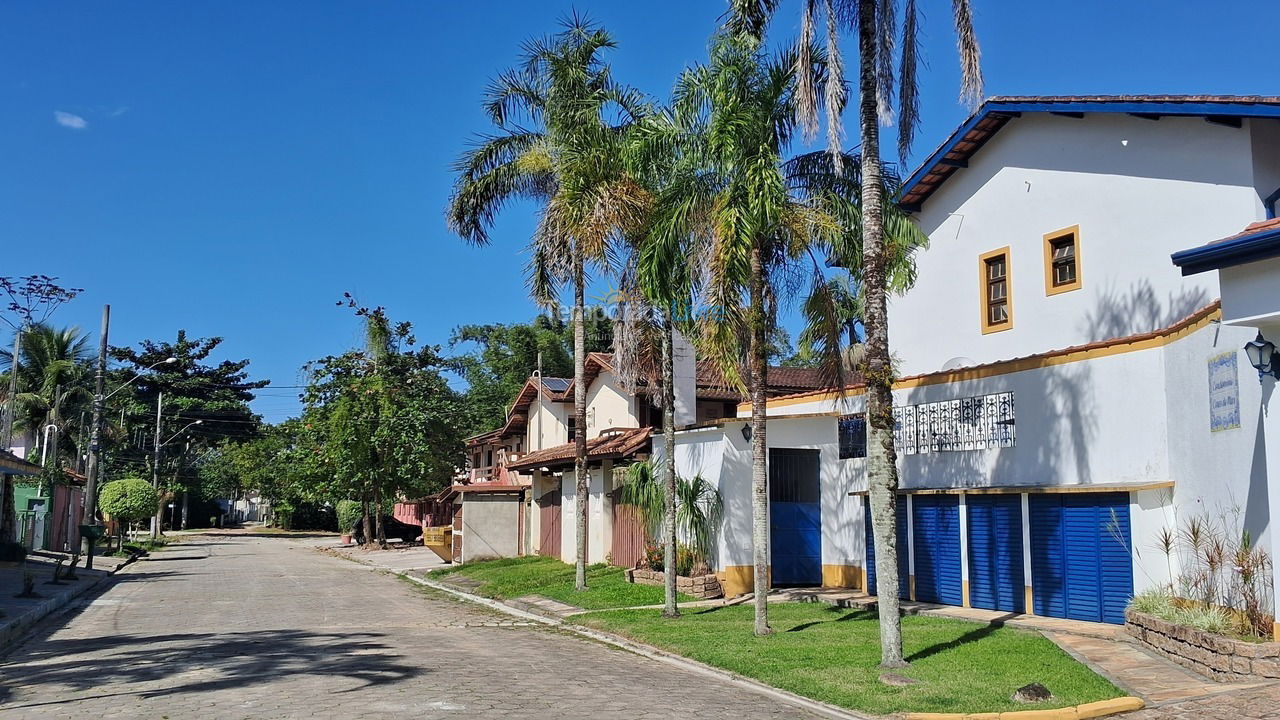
[{"xmin": 0, "ymin": 628, "xmax": 426, "ymax": 709}]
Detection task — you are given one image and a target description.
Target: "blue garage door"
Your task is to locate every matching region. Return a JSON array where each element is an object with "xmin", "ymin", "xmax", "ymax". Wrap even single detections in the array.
[
  {"xmin": 865, "ymin": 498, "xmax": 909, "ymax": 598},
  {"xmin": 1030, "ymin": 493, "xmax": 1133, "ymax": 624},
  {"xmin": 967, "ymin": 494, "xmax": 1024, "ymax": 613},
  {"xmin": 769, "ymin": 449, "xmax": 822, "ymax": 586},
  {"xmin": 912, "ymin": 495, "xmax": 963, "ymax": 606}
]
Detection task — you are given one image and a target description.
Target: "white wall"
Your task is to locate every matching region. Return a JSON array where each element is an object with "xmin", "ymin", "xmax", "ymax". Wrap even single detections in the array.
[
  {"xmin": 1250, "ymin": 118, "xmax": 1280, "ymax": 211},
  {"xmin": 462, "ymin": 494, "xmax": 521, "ymax": 563},
  {"xmin": 584, "ymin": 373, "xmax": 637, "ymax": 438},
  {"xmin": 895, "ymin": 112, "xmax": 1259, "ymax": 376},
  {"xmin": 560, "ymin": 466, "xmax": 608, "ymax": 565},
  {"xmin": 527, "ymin": 395, "xmax": 569, "ymax": 452},
  {"xmin": 1221, "ymin": 258, "xmax": 1280, "ymax": 328}
]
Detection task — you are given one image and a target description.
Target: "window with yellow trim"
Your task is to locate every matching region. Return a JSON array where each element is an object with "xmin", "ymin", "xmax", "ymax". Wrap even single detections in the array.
[
  {"xmin": 1043, "ymin": 226, "xmax": 1081, "ymax": 295},
  {"xmin": 980, "ymin": 247, "xmax": 1012, "ymax": 333}
]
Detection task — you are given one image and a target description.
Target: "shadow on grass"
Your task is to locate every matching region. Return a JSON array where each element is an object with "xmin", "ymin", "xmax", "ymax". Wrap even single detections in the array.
[
  {"xmin": 905, "ymin": 621, "xmax": 1003, "ymax": 663},
  {"xmin": 0, "ymin": 628, "xmax": 425, "ymax": 708},
  {"xmin": 785, "ymin": 609, "xmax": 870, "ymax": 633}
]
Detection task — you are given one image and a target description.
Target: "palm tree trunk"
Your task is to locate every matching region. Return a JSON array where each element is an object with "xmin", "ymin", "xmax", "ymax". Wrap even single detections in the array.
[
  {"xmin": 859, "ymin": 0, "xmax": 906, "ymax": 668},
  {"xmin": 661, "ymin": 310, "xmax": 679, "ymax": 617},
  {"xmin": 573, "ymin": 248, "xmax": 589, "ymax": 591},
  {"xmin": 749, "ymin": 243, "xmax": 772, "ymax": 637}
]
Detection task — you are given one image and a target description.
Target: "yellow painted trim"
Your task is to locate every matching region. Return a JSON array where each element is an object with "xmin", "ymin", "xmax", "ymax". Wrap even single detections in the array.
[
  {"xmin": 742, "ymin": 304, "xmax": 1223, "ymax": 415},
  {"xmin": 720, "ymin": 565, "xmax": 771, "ymax": 598},
  {"xmin": 860, "ymin": 566, "xmax": 869, "ymax": 593},
  {"xmin": 821, "ymin": 564, "xmax": 861, "ymax": 589},
  {"xmin": 980, "ymin": 246, "xmax": 1014, "ymax": 335},
  {"xmin": 1025, "ymin": 586, "xmax": 1035, "ymax": 615},
  {"xmin": 962, "ymin": 580, "xmax": 971, "ymax": 608},
  {"xmin": 1273, "ymin": 620, "xmax": 1280, "ymax": 643},
  {"xmin": 904, "ymin": 697, "xmax": 1144, "ymax": 720},
  {"xmin": 1043, "ymin": 224, "xmax": 1082, "ymax": 296}
]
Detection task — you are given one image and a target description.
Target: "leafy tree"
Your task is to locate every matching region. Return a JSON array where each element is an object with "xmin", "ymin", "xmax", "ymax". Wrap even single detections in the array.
[
  {"xmin": 448, "ymin": 17, "xmax": 646, "ymax": 590},
  {"xmin": 730, "ymin": 0, "xmax": 981, "ymax": 665},
  {"xmin": 0, "ymin": 324, "xmax": 93, "ymax": 466},
  {"xmin": 99, "ymin": 477, "xmax": 159, "ymax": 547},
  {"xmin": 449, "ymin": 312, "xmax": 611, "ymax": 433},
  {"xmin": 107, "ymin": 331, "xmax": 268, "ymax": 533},
  {"xmin": 335, "ymin": 499, "xmax": 362, "ymax": 535}
]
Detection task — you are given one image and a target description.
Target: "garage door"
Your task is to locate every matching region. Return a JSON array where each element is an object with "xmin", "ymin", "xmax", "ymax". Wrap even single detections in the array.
[
  {"xmin": 912, "ymin": 495, "xmax": 963, "ymax": 606},
  {"xmin": 1030, "ymin": 493, "xmax": 1132, "ymax": 624},
  {"xmin": 769, "ymin": 449, "xmax": 822, "ymax": 586},
  {"xmin": 865, "ymin": 498, "xmax": 909, "ymax": 598},
  {"xmin": 967, "ymin": 494, "xmax": 1024, "ymax": 612}
]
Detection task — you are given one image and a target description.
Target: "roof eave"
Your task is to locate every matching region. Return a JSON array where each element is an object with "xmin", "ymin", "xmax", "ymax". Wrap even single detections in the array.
[{"xmin": 1172, "ymin": 228, "xmax": 1280, "ymax": 276}]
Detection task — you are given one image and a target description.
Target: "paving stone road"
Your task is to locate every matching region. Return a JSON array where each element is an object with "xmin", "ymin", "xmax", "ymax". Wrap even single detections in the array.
[{"xmin": 0, "ymin": 534, "xmax": 823, "ymax": 720}]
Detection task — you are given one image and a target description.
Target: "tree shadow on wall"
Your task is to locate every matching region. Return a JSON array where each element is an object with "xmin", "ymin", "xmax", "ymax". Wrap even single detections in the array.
[{"xmin": 1080, "ymin": 279, "xmax": 1210, "ymax": 345}]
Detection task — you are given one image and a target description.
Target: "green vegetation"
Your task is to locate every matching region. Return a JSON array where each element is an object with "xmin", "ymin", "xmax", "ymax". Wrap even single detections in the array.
[
  {"xmin": 430, "ymin": 556, "xmax": 694, "ymax": 610},
  {"xmin": 577, "ymin": 603, "xmax": 1121, "ymax": 715},
  {"xmin": 335, "ymin": 500, "xmax": 362, "ymax": 535},
  {"xmin": 99, "ymin": 478, "xmax": 161, "ymax": 546}
]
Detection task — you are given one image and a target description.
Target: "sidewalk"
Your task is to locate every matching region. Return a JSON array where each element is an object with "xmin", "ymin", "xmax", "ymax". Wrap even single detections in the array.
[
  {"xmin": 0, "ymin": 549, "xmax": 133, "ymax": 651},
  {"xmin": 306, "ymin": 536, "xmax": 449, "ymax": 574}
]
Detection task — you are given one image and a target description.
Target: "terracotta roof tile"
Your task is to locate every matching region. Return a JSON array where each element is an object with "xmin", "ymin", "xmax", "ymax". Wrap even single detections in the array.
[
  {"xmin": 1210, "ymin": 217, "xmax": 1280, "ymax": 245},
  {"xmin": 507, "ymin": 427, "xmax": 652, "ymax": 471}
]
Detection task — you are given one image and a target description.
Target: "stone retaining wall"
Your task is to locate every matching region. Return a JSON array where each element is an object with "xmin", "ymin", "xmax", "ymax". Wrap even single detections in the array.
[
  {"xmin": 1126, "ymin": 608, "xmax": 1280, "ymax": 681},
  {"xmin": 625, "ymin": 568, "xmax": 723, "ymax": 599}
]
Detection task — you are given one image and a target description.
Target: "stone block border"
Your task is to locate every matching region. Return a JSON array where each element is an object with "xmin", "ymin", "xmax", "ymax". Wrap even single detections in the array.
[
  {"xmin": 1125, "ymin": 608, "xmax": 1280, "ymax": 682},
  {"xmin": 904, "ymin": 696, "xmax": 1145, "ymax": 720},
  {"xmin": 625, "ymin": 568, "xmax": 723, "ymax": 599}
]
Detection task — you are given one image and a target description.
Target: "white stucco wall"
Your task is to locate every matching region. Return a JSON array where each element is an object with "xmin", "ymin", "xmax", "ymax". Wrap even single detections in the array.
[
  {"xmin": 584, "ymin": 373, "xmax": 637, "ymax": 438},
  {"xmin": 559, "ymin": 466, "xmax": 608, "ymax": 565},
  {"xmin": 527, "ymin": 395, "xmax": 569, "ymax": 452},
  {"xmin": 1250, "ymin": 118, "xmax": 1280, "ymax": 212},
  {"xmin": 461, "ymin": 494, "xmax": 521, "ymax": 563},
  {"xmin": 894, "ymin": 112, "xmax": 1259, "ymax": 376},
  {"xmin": 1220, "ymin": 258, "xmax": 1280, "ymax": 329}
]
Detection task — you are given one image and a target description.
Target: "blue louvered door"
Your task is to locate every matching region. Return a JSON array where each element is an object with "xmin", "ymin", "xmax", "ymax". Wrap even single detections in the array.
[
  {"xmin": 769, "ymin": 449, "xmax": 822, "ymax": 586},
  {"xmin": 1030, "ymin": 493, "xmax": 1132, "ymax": 624},
  {"xmin": 865, "ymin": 498, "xmax": 909, "ymax": 598},
  {"xmin": 912, "ymin": 495, "xmax": 963, "ymax": 606},
  {"xmin": 966, "ymin": 494, "xmax": 1024, "ymax": 612}
]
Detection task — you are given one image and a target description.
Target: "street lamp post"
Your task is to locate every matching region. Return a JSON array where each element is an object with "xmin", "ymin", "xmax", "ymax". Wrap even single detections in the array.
[{"xmin": 150, "ymin": 418, "xmax": 202, "ymax": 539}]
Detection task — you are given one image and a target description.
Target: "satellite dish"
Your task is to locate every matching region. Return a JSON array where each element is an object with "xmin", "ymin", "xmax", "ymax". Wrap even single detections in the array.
[{"xmin": 941, "ymin": 356, "xmax": 977, "ymax": 371}]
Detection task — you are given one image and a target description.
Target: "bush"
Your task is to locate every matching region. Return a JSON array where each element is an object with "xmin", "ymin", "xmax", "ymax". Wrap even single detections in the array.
[
  {"xmin": 336, "ymin": 500, "xmax": 362, "ymax": 534},
  {"xmin": 99, "ymin": 478, "xmax": 159, "ymax": 524},
  {"xmin": 1130, "ymin": 588, "xmax": 1175, "ymax": 616},
  {"xmin": 1172, "ymin": 604, "xmax": 1233, "ymax": 635}
]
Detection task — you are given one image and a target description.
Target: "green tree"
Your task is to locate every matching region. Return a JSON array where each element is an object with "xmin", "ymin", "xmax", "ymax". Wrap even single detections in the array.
[
  {"xmin": 99, "ymin": 477, "xmax": 159, "ymax": 547},
  {"xmin": 730, "ymin": 0, "xmax": 982, "ymax": 665},
  {"xmin": 448, "ymin": 17, "xmax": 646, "ymax": 591},
  {"xmin": 0, "ymin": 324, "xmax": 93, "ymax": 466}
]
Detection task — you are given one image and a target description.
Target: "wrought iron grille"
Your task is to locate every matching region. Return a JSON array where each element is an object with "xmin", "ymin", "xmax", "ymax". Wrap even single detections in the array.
[{"xmin": 892, "ymin": 391, "xmax": 1015, "ymax": 455}]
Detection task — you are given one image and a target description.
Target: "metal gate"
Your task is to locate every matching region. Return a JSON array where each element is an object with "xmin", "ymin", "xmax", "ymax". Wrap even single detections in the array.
[
  {"xmin": 967, "ymin": 494, "xmax": 1024, "ymax": 612},
  {"xmin": 1030, "ymin": 492, "xmax": 1133, "ymax": 624},
  {"xmin": 538, "ymin": 488, "xmax": 562, "ymax": 558},
  {"xmin": 769, "ymin": 448, "xmax": 822, "ymax": 586},
  {"xmin": 865, "ymin": 498, "xmax": 909, "ymax": 598},
  {"xmin": 610, "ymin": 488, "xmax": 646, "ymax": 568},
  {"xmin": 912, "ymin": 495, "xmax": 963, "ymax": 606}
]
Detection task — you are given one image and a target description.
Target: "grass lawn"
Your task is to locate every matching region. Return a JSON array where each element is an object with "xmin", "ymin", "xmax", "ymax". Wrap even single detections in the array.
[
  {"xmin": 429, "ymin": 556, "xmax": 695, "ymax": 610},
  {"xmin": 577, "ymin": 603, "xmax": 1123, "ymax": 715}
]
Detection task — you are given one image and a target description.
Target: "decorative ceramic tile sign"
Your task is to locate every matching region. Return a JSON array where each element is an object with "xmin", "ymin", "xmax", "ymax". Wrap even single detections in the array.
[{"xmin": 1208, "ymin": 350, "xmax": 1241, "ymax": 432}]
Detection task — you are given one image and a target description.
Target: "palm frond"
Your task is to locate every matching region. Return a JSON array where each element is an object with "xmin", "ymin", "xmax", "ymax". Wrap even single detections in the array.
[{"xmin": 952, "ymin": 0, "xmax": 984, "ymax": 107}]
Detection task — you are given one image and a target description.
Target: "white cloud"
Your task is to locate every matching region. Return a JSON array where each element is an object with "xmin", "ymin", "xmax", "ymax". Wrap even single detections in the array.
[{"xmin": 53, "ymin": 111, "xmax": 87, "ymax": 130}]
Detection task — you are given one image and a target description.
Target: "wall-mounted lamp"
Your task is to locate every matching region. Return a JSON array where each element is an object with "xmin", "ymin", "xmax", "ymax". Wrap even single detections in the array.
[
  {"xmin": 1245, "ymin": 332, "xmax": 1279, "ymax": 381},
  {"xmin": 740, "ymin": 424, "xmax": 752, "ymax": 442}
]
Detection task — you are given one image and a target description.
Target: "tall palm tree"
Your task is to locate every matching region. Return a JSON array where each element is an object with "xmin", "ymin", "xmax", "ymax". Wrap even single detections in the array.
[
  {"xmin": 448, "ymin": 17, "xmax": 647, "ymax": 590},
  {"xmin": 729, "ymin": 0, "xmax": 981, "ymax": 666},
  {"xmin": 645, "ymin": 31, "xmax": 851, "ymax": 636}
]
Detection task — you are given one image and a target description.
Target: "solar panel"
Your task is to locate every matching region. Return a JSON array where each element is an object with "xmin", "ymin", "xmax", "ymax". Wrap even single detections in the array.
[{"xmin": 541, "ymin": 377, "xmax": 571, "ymax": 392}]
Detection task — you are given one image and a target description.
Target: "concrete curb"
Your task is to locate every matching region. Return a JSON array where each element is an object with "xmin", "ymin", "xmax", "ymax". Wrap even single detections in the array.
[
  {"xmin": 904, "ymin": 696, "xmax": 1146, "ymax": 720},
  {"xmin": 0, "ymin": 555, "xmax": 137, "ymax": 652},
  {"xmin": 400, "ymin": 572, "xmax": 874, "ymax": 720}
]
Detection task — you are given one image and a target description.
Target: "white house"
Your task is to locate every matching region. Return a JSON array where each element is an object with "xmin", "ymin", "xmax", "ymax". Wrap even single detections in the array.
[{"xmin": 673, "ymin": 95, "xmax": 1280, "ymax": 628}]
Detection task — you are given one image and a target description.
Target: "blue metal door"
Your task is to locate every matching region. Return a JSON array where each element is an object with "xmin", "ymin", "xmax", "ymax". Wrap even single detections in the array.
[
  {"xmin": 912, "ymin": 495, "xmax": 963, "ymax": 606},
  {"xmin": 769, "ymin": 449, "xmax": 821, "ymax": 586},
  {"xmin": 1030, "ymin": 493, "xmax": 1132, "ymax": 624},
  {"xmin": 967, "ymin": 494, "xmax": 1024, "ymax": 612},
  {"xmin": 865, "ymin": 498, "xmax": 909, "ymax": 598}
]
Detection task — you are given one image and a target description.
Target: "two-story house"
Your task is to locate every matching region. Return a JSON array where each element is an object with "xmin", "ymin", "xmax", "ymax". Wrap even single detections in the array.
[{"xmin": 672, "ymin": 96, "xmax": 1280, "ymax": 626}]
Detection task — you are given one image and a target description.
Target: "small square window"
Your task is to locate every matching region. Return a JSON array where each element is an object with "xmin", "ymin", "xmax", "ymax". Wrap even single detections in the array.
[{"xmin": 838, "ymin": 413, "xmax": 867, "ymax": 459}]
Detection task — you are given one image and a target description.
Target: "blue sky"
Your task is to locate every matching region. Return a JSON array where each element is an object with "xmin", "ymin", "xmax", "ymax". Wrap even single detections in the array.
[{"xmin": 3, "ymin": 1, "xmax": 1278, "ymax": 423}]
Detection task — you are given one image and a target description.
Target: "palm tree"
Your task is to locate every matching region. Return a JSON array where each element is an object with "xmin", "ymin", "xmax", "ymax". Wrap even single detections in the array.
[
  {"xmin": 447, "ymin": 17, "xmax": 647, "ymax": 591},
  {"xmin": 645, "ymin": 31, "xmax": 850, "ymax": 636},
  {"xmin": 729, "ymin": 0, "xmax": 981, "ymax": 666}
]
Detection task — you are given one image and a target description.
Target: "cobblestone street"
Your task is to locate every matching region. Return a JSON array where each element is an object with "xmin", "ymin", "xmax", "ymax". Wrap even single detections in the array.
[{"xmin": 0, "ymin": 535, "xmax": 820, "ymax": 719}]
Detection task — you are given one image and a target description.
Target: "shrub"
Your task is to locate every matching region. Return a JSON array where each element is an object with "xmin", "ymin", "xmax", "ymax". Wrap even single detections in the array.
[
  {"xmin": 336, "ymin": 500, "xmax": 362, "ymax": 534},
  {"xmin": 99, "ymin": 478, "xmax": 159, "ymax": 524},
  {"xmin": 1171, "ymin": 604, "xmax": 1233, "ymax": 635},
  {"xmin": 1130, "ymin": 588, "xmax": 1175, "ymax": 616}
]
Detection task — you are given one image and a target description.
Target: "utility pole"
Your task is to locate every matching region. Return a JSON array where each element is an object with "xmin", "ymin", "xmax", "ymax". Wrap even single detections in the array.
[
  {"xmin": 150, "ymin": 391, "xmax": 163, "ymax": 539},
  {"xmin": 82, "ymin": 305, "xmax": 109, "ymax": 565}
]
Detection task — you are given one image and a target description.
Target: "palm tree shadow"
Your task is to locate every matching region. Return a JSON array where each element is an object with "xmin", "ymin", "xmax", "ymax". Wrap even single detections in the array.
[
  {"xmin": 904, "ymin": 621, "xmax": 1001, "ymax": 663},
  {"xmin": 785, "ymin": 609, "xmax": 868, "ymax": 633}
]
